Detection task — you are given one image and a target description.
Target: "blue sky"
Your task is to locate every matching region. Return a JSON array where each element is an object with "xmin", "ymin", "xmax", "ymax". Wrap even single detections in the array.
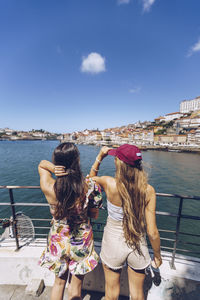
[{"xmin": 0, "ymin": 0, "xmax": 200, "ymax": 133}]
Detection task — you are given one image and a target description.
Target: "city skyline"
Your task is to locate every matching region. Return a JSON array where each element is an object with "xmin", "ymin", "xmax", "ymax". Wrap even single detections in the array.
[{"xmin": 0, "ymin": 0, "xmax": 200, "ymax": 133}]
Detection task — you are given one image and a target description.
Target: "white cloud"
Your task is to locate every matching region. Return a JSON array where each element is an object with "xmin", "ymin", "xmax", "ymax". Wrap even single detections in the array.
[
  {"xmin": 188, "ymin": 38, "xmax": 200, "ymax": 57},
  {"xmin": 129, "ymin": 87, "xmax": 141, "ymax": 93},
  {"xmin": 142, "ymin": 0, "xmax": 156, "ymax": 12},
  {"xmin": 81, "ymin": 52, "xmax": 106, "ymax": 74},
  {"xmin": 118, "ymin": 0, "xmax": 130, "ymax": 5}
]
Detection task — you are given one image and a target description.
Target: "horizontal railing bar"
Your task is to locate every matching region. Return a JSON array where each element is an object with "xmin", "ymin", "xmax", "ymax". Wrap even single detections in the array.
[
  {"xmin": 0, "ymin": 186, "xmax": 40, "ymax": 189},
  {"xmin": 0, "ymin": 203, "xmax": 49, "ymax": 207},
  {"xmin": 159, "ymin": 246, "xmax": 174, "ymax": 250},
  {"xmin": 31, "ymin": 218, "xmax": 51, "ymax": 222},
  {"xmin": 156, "ymin": 211, "xmax": 178, "ymax": 217},
  {"xmin": 160, "ymin": 245, "xmax": 200, "ymax": 254},
  {"xmin": 181, "ymin": 214, "xmax": 200, "ymax": 221},
  {"xmin": 35, "ymin": 234, "xmax": 48, "ymax": 236},
  {"xmin": 157, "ymin": 211, "xmax": 200, "ymax": 221},
  {"xmin": 160, "ymin": 237, "xmax": 175, "ymax": 242},
  {"xmin": 158, "ymin": 229, "xmax": 176, "ymax": 233},
  {"xmin": 1, "ymin": 186, "xmax": 200, "ymax": 200},
  {"xmin": 156, "ymin": 193, "xmax": 200, "ymax": 200},
  {"xmin": 179, "ymin": 232, "xmax": 200, "ymax": 238},
  {"xmin": 34, "ymin": 226, "xmax": 50, "ymax": 229},
  {"xmin": 0, "ymin": 202, "xmax": 48, "ymax": 207},
  {"xmin": 178, "ymin": 240, "xmax": 200, "ymax": 247},
  {"xmin": 158, "ymin": 230, "xmax": 200, "ymax": 238},
  {"xmin": 175, "ymin": 248, "xmax": 200, "ymax": 254}
]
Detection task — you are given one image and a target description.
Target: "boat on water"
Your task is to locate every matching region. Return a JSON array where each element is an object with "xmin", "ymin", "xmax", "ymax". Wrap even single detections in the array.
[{"xmin": 0, "ymin": 185, "xmax": 200, "ymax": 299}]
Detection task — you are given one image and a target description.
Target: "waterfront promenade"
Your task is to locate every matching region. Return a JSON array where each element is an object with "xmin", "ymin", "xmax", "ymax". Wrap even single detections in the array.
[
  {"xmin": 1, "ymin": 187, "xmax": 200, "ymax": 299},
  {"xmin": 0, "ymin": 239, "xmax": 200, "ymax": 300},
  {"xmin": 0, "ymin": 285, "xmax": 106, "ymax": 300}
]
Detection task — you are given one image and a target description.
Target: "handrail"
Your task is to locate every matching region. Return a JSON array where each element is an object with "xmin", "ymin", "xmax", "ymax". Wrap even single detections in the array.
[{"xmin": 0, "ymin": 185, "xmax": 200, "ymax": 270}]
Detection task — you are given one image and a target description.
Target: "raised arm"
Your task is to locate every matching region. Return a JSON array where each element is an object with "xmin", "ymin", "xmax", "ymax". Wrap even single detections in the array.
[
  {"xmin": 89, "ymin": 146, "xmax": 110, "ymax": 177},
  {"xmin": 89, "ymin": 146, "xmax": 112, "ymax": 192},
  {"xmin": 38, "ymin": 160, "xmax": 55, "ymax": 191},
  {"xmin": 88, "ymin": 147, "xmax": 110, "ymax": 218},
  {"xmin": 145, "ymin": 185, "xmax": 162, "ymax": 268}
]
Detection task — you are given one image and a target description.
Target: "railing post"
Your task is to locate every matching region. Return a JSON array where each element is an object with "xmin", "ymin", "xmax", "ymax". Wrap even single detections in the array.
[
  {"xmin": 170, "ymin": 197, "xmax": 183, "ymax": 269},
  {"xmin": 8, "ymin": 189, "xmax": 20, "ymax": 251}
]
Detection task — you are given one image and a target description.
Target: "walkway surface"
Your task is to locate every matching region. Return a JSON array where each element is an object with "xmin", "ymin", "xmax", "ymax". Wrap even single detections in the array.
[
  {"xmin": 1, "ymin": 239, "xmax": 200, "ymax": 300},
  {"xmin": 0, "ymin": 285, "xmax": 129, "ymax": 300}
]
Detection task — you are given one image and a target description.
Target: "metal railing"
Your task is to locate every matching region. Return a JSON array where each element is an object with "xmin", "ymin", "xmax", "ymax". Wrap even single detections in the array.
[{"xmin": 0, "ymin": 186, "xmax": 200, "ymax": 269}]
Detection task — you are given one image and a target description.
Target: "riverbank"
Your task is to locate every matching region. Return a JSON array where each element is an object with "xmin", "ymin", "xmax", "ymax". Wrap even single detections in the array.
[
  {"xmin": 71, "ymin": 140, "xmax": 200, "ymax": 154},
  {"xmin": 1, "ymin": 138, "xmax": 200, "ymax": 153},
  {"xmin": 0, "ymin": 137, "xmax": 58, "ymax": 141}
]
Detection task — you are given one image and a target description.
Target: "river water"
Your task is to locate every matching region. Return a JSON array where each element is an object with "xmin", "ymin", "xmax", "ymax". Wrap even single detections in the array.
[{"xmin": 0, "ymin": 141, "xmax": 200, "ymax": 255}]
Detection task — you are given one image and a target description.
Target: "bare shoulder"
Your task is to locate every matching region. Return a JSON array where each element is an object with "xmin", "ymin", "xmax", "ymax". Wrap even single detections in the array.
[
  {"xmin": 91, "ymin": 175, "xmax": 114, "ymax": 189},
  {"xmin": 146, "ymin": 184, "xmax": 156, "ymax": 196}
]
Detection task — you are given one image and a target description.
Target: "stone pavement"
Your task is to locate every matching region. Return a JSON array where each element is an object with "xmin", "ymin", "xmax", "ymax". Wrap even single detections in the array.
[{"xmin": 0, "ymin": 285, "xmax": 129, "ymax": 300}]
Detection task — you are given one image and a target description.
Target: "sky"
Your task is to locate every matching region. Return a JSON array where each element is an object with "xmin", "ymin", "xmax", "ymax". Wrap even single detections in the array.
[{"xmin": 0, "ymin": 0, "xmax": 200, "ymax": 133}]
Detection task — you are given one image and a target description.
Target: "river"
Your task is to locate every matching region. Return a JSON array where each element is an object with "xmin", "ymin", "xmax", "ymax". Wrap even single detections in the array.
[{"xmin": 0, "ymin": 141, "xmax": 200, "ymax": 255}]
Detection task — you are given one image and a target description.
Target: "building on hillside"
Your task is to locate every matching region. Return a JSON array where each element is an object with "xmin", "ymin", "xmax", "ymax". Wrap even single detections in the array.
[
  {"xmin": 175, "ymin": 116, "xmax": 200, "ymax": 130},
  {"xmin": 175, "ymin": 117, "xmax": 191, "ymax": 129},
  {"xmin": 4, "ymin": 128, "xmax": 14, "ymax": 135},
  {"xmin": 180, "ymin": 96, "xmax": 200, "ymax": 113},
  {"xmin": 164, "ymin": 112, "xmax": 183, "ymax": 122},
  {"xmin": 153, "ymin": 125, "xmax": 164, "ymax": 133},
  {"xmin": 191, "ymin": 110, "xmax": 200, "ymax": 118},
  {"xmin": 154, "ymin": 134, "xmax": 187, "ymax": 145},
  {"xmin": 132, "ymin": 130, "xmax": 154, "ymax": 145},
  {"xmin": 190, "ymin": 117, "xmax": 200, "ymax": 128},
  {"xmin": 195, "ymin": 128, "xmax": 200, "ymax": 145},
  {"xmin": 187, "ymin": 128, "xmax": 200, "ymax": 145},
  {"xmin": 101, "ymin": 131, "xmax": 112, "ymax": 141},
  {"xmin": 154, "ymin": 116, "xmax": 165, "ymax": 123}
]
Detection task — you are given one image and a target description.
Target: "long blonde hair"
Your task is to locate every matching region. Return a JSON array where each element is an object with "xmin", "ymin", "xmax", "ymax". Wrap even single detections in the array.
[{"xmin": 115, "ymin": 157, "xmax": 148, "ymax": 254}]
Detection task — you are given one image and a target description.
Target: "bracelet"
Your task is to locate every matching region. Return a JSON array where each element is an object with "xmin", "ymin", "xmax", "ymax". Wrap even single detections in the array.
[
  {"xmin": 96, "ymin": 157, "xmax": 102, "ymax": 163},
  {"xmin": 92, "ymin": 167, "xmax": 99, "ymax": 172}
]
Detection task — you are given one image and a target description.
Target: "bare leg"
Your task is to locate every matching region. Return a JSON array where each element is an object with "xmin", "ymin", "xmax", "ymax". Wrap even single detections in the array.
[
  {"xmin": 51, "ymin": 271, "xmax": 69, "ymax": 300},
  {"xmin": 67, "ymin": 274, "xmax": 85, "ymax": 300},
  {"xmin": 127, "ymin": 266, "xmax": 145, "ymax": 300},
  {"xmin": 102, "ymin": 263, "xmax": 121, "ymax": 300}
]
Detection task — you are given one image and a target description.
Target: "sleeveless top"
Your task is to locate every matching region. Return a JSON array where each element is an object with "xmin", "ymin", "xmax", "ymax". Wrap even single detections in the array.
[{"xmin": 107, "ymin": 199, "xmax": 123, "ymax": 221}]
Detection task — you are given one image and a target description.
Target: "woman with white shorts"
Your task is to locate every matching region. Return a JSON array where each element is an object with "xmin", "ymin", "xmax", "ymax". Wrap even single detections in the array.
[{"xmin": 90, "ymin": 144, "xmax": 162, "ymax": 300}]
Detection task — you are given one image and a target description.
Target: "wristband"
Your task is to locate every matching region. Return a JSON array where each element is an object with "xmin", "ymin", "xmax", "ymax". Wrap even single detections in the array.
[
  {"xmin": 96, "ymin": 157, "xmax": 102, "ymax": 163},
  {"xmin": 92, "ymin": 166, "xmax": 99, "ymax": 172}
]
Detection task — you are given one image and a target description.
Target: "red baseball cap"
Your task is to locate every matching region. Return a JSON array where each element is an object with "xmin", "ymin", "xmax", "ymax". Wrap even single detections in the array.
[{"xmin": 108, "ymin": 144, "xmax": 142, "ymax": 166}]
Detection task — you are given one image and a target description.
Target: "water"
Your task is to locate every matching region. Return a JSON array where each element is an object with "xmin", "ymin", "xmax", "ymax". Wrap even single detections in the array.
[{"xmin": 0, "ymin": 141, "xmax": 200, "ymax": 255}]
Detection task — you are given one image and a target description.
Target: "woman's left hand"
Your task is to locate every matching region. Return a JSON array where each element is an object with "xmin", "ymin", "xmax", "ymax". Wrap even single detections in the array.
[
  {"xmin": 54, "ymin": 165, "xmax": 68, "ymax": 177},
  {"xmin": 151, "ymin": 256, "xmax": 162, "ymax": 269}
]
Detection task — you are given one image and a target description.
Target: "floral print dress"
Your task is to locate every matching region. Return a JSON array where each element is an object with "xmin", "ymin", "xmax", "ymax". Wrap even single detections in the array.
[{"xmin": 39, "ymin": 177, "xmax": 102, "ymax": 277}]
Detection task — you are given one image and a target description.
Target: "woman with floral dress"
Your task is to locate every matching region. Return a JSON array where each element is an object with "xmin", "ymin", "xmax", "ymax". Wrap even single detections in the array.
[{"xmin": 38, "ymin": 142, "xmax": 102, "ymax": 300}]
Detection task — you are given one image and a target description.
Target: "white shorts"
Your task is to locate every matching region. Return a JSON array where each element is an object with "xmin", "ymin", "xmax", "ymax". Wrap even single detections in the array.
[{"xmin": 100, "ymin": 217, "xmax": 151, "ymax": 270}]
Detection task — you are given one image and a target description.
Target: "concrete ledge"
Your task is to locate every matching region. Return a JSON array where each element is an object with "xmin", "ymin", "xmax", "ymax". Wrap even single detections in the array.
[
  {"xmin": 25, "ymin": 279, "xmax": 45, "ymax": 297},
  {"xmin": 1, "ymin": 238, "xmax": 200, "ymax": 299}
]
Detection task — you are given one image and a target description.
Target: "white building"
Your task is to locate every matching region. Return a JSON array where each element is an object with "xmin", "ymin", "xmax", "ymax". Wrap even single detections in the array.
[
  {"xmin": 175, "ymin": 116, "xmax": 200, "ymax": 129},
  {"xmin": 164, "ymin": 112, "xmax": 183, "ymax": 122},
  {"xmin": 180, "ymin": 96, "xmax": 200, "ymax": 113}
]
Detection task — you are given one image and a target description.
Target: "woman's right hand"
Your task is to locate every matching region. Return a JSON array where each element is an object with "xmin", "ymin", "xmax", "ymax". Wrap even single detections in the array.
[
  {"xmin": 151, "ymin": 255, "xmax": 162, "ymax": 269},
  {"xmin": 54, "ymin": 165, "xmax": 68, "ymax": 177},
  {"xmin": 99, "ymin": 146, "xmax": 110, "ymax": 160}
]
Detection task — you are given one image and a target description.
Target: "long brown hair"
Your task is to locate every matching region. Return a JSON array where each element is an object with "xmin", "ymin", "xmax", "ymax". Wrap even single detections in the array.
[
  {"xmin": 52, "ymin": 142, "xmax": 86, "ymax": 227},
  {"xmin": 115, "ymin": 157, "xmax": 148, "ymax": 254}
]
